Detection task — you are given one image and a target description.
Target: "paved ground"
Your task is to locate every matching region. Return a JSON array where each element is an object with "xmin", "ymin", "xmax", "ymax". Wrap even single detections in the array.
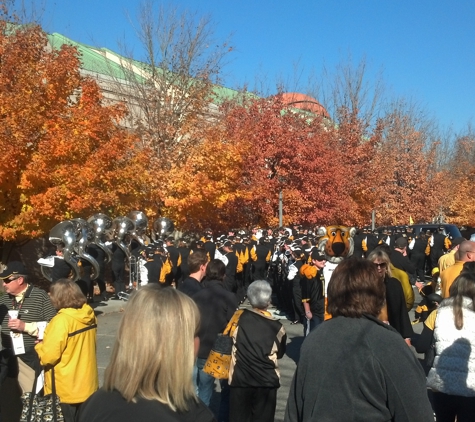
[{"xmin": 91, "ymin": 289, "xmax": 425, "ymax": 422}]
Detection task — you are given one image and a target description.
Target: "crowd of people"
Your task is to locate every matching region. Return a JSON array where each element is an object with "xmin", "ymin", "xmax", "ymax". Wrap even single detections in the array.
[{"xmin": 1, "ymin": 222, "xmax": 475, "ymax": 421}]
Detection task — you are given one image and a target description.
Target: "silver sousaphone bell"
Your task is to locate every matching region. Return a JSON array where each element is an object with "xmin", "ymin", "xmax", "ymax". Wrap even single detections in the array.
[{"xmin": 153, "ymin": 217, "xmax": 174, "ymax": 240}]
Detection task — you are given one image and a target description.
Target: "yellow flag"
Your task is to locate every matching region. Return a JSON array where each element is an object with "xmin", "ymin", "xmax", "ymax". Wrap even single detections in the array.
[{"xmin": 409, "ymin": 216, "xmax": 414, "ymax": 225}]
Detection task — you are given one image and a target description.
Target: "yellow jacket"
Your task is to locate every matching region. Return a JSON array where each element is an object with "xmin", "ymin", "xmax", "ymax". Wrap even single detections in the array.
[
  {"xmin": 390, "ymin": 265, "xmax": 415, "ymax": 311},
  {"xmin": 35, "ymin": 304, "xmax": 98, "ymax": 404},
  {"xmin": 440, "ymin": 260, "xmax": 464, "ymax": 298}
]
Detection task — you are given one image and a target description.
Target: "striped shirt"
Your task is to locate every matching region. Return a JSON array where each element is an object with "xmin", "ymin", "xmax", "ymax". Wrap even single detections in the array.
[{"xmin": 0, "ymin": 284, "xmax": 57, "ymax": 351}]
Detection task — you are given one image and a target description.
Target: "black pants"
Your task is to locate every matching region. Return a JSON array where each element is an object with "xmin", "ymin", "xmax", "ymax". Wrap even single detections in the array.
[
  {"xmin": 430, "ymin": 252, "xmax": 443, "ymax": 272},
  {"xmin": 292, "ymin": 279, "xmax": 304, "ymax": 321},
  {"xmin": 112, "ymin": 262, "xmax": 126, "ymax": 295},
  {"xmin": 410, "ymin": 253, "xmax": 426, "ymax": 281},
  {"xmin": 433, "ymin": 392, "xmax": 475, "ymax": 422},
  {"xmin": 60, "ymin": 402, "xmax": 82, "ymax": 422},
  {"xmin": 229, "ymin": 386, "xmax": 277, "ymax": 422},
  {"xmin": 252, "ymin": 263, "xmax": 267, "ymax": 281}
]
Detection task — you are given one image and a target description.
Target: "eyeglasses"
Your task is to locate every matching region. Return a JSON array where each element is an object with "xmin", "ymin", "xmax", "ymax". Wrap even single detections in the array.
[
  {"xmin": 373, "ymin": 262, "xmax": 387, "ymax": 269},
  {"xmin": 3, "ymin": 275, "xmax": 22, "ymax": 284}
]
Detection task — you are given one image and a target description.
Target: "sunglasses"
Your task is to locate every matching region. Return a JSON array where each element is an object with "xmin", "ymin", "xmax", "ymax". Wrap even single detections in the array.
[
  {"xmin": 3, "ymin": 275, "xmax": 22, "ymax": 284},
  {"xmin": 373, "ymin": 262, "xmax": 387, "ymax": 269}
]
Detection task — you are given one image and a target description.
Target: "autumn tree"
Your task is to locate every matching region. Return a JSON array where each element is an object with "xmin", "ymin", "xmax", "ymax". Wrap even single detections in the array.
[
  {"xmin": 158, "ymin": 121, "xmax": 249, "ymax": 232},
  {"xmin": 307, "ymin": 55, "xmax": 386, "ymax": 132},
  {"xmin": 0, "ymin": 22, "xmax": 150, "ymax": 245},
  {"xmin": 367, "ymin": 103, "xmax": 441, "ymax": 225},
  {"xmin": 443, "ymin": 131, "xmax": 475, "ymax": 225},
  {"xmin": 323, "ymin": 106, "xmax": 383, "ymax": 225},
  {"xmin": 107, "ymin": 2, "xmax": 233, "ymax": 158},
  {"xmin": 221, "ymin": 94, "xmax": 350, "ymax": 226}
]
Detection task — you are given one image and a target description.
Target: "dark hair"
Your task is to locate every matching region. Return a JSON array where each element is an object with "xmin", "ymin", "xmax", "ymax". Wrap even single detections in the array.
[
  {"xmin": 449, "ymin": 272, "xmax": 475, "ymax": 330},
  {"xmin": 205, "ymin": 259, "xmax": 226, "ymax": 281},
  {"xmin": 187, "ymin": 250, "xmax": 208, "ymax": 274},
  {"xmin": 327, "ymin": 258, "xmax": 385, "ymax": 318},
  {"xmin": 461, "ymin": 261, "xmax": 475, "ymax": 275},
  {"xmin": 374, "ymin": 243, "xmax": 391, "ymax": 255}
]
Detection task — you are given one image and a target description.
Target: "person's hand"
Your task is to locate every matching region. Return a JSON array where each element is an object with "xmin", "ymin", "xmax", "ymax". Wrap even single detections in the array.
[
  {"xmin": 8, "ymin": 318, "xmax": 25, "ymax": 332},
  {"xmin": 404, "ymin": 338, "xmax": 412, "ymax": 347},
  {"xmin": 305, "ymin": 311, "xmax": 312, "ymax": 320},
  {"xmin": 415, "ymin": 281, "xmax": 424, "ymax": 290}
]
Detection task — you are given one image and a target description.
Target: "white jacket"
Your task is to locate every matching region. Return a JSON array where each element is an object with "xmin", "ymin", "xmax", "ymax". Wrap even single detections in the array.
[{"xmin": 427, "ymin": 297, "xmax": 475, "ymax": 396}]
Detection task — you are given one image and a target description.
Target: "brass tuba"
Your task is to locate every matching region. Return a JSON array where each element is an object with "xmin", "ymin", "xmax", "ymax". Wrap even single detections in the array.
[
  {"xmin": 87, "ymin": 213, "xmax": 113, "ymax": 264},
  {"xmin": 41, "ymin": 220, "xmax": 82, "ymax": 282},
  {"xmin": 70, "ymin": 218, "xmax": 100, "ymax": 280}
]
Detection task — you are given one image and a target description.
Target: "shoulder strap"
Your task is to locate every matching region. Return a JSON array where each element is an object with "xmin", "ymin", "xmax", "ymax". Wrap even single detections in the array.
[
  {"xmin": 68, "ymin": 323, "xmax": 97, "ymax": 337},
  {"xmin": 223, "ymin": 309, "xmax": 244, "ymax": 336}
]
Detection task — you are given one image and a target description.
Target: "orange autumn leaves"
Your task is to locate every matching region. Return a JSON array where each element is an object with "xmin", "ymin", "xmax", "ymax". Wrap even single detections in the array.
[
  {"xmin": 0, "ymin": 23, "xmax": 472, "ymax": 241},
  {"xmin": 0, "ymin": 24, "xmax": 148, "ymax": 239}
]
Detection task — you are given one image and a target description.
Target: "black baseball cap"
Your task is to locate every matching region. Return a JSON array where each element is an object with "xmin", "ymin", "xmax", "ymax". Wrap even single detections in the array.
[
  {"xmin": 0, "ymin": 261, "xmax": 28, "ymax": 279},
  {"xmin": 311, "ymin": 250, "xmax": 326, "ymax": 261}
]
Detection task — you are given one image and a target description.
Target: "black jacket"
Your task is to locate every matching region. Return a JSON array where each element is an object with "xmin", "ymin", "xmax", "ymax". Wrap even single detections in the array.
[
  {"xmin": 390, "ymin": 250, "xmax": 416, "ymax": 276},
  {"xmin": 177, "ymin": 276, "xmax": 202, "ymax": 298},
  {"xmin": 385, "ymin": 276, "xmax": 413, "ymax": 339},
  {"xmin": 192, "ymin": 280, "xmax": 238, "ymax": 359},
  {"xmin": 79, "ymin": 389, "xmax": 216, "ymax": 422},
  {"xmin": 284, "ymin": 315, "xmax": 434, "ymax": 422},
  {"xmin": 229, "ymin": 309, "xmax": 286, "ymax": 388},
  {"xmin": 51, "ymin": 257, "xmax": 73, "ymax": 282}
]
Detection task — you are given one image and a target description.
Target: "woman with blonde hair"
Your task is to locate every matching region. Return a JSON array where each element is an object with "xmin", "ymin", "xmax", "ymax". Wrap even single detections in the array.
[
  {"xmin": 35, "ymin": 279, "xmax": 98, "ymax": 422},
  {"xmin": 367, "ymin": 248, "xmax": 413, "ymax": 342},
  {"xmin": 79, "ymin": 285, "xmax": 215, "ymax": 422}
]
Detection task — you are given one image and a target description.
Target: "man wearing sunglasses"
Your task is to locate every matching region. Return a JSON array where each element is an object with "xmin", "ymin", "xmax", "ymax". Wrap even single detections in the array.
[{"xmin": 0, "ymin": 261, "xmax": 56, "ymax": 422}]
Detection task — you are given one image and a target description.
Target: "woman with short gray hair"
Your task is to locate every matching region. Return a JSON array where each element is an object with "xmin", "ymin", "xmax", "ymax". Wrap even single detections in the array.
[
  {"xmin": 228, "ymin": 280, "xmax": 287, "ymax": 422},
  {"xmin": 247, "ymin": 279, "xmax": 272, "ymax": 310}
]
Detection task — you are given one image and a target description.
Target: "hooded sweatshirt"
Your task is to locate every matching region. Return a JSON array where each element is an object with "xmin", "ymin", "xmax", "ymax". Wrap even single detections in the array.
[{"xmin": 35, "ymin": 303, "xmax": 98, "ymax": 403}]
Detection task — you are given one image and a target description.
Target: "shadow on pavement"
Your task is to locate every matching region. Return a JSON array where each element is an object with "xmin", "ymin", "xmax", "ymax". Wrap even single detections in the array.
[{"xmin": 285, "ymin": 335, "xmax": 304, "ymax": 364}]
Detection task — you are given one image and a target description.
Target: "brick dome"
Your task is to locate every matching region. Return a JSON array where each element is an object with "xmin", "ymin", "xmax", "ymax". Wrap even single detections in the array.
[{"xmin": 281, "ymin": 92, "xmax": 329, "ymax": 118}]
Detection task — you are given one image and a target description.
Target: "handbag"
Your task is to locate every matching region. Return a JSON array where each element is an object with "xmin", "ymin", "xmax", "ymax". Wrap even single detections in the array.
[
  {"xmin": 203, "ymin": 309, "xmax": 243, "ymax": 379},
  {"xmin": 21, "ymin": 367, "xmax": 64, "ymax": 422}
]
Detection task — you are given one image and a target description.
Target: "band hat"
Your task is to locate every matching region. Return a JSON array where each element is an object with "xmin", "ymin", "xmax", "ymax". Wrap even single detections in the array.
[
  {"xmin": 311, "ymin": 250, "xmax": 326, "ymax": 261},
  {"xmin": 0, "ymin": 261, "xmax": 28, "ymax": 279},
  {"xmin": 394, "ymin": 237, "xmax": 408, "ymax": 249}
]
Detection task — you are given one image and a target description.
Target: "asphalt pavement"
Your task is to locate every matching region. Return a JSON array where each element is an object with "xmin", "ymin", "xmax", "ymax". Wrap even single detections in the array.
[{"xmin": 90, "ymin": 289, "xmax": 425, "ymax": 422}]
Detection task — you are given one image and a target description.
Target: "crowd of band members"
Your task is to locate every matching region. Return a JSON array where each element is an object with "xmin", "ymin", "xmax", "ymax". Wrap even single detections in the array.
[
  {"xmin": 44, "ymin": 224, "xmax": 457, "ymax": 311},
  {"xmin": 42, "ymin": 222, "xmax": 461, "ymax": 349}
]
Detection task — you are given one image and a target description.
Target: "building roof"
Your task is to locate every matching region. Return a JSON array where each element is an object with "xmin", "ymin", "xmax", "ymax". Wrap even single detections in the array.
[
  {"xmin": 281, "ymin": 92, "xmax": 330, "ymax": 118},
  {"xmin": 46, "ymin": 32, "xmax": 256, "ymax": 105},
  {"xmin": 46, "ymin": 33, "xmax": 327, "ymax": 118}
]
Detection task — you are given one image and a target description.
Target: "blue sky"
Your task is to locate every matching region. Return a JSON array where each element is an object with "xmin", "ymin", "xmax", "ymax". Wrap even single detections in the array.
[{"xmin": 33, "ymin": 0, "xmax": 475, "ymax": 134}]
